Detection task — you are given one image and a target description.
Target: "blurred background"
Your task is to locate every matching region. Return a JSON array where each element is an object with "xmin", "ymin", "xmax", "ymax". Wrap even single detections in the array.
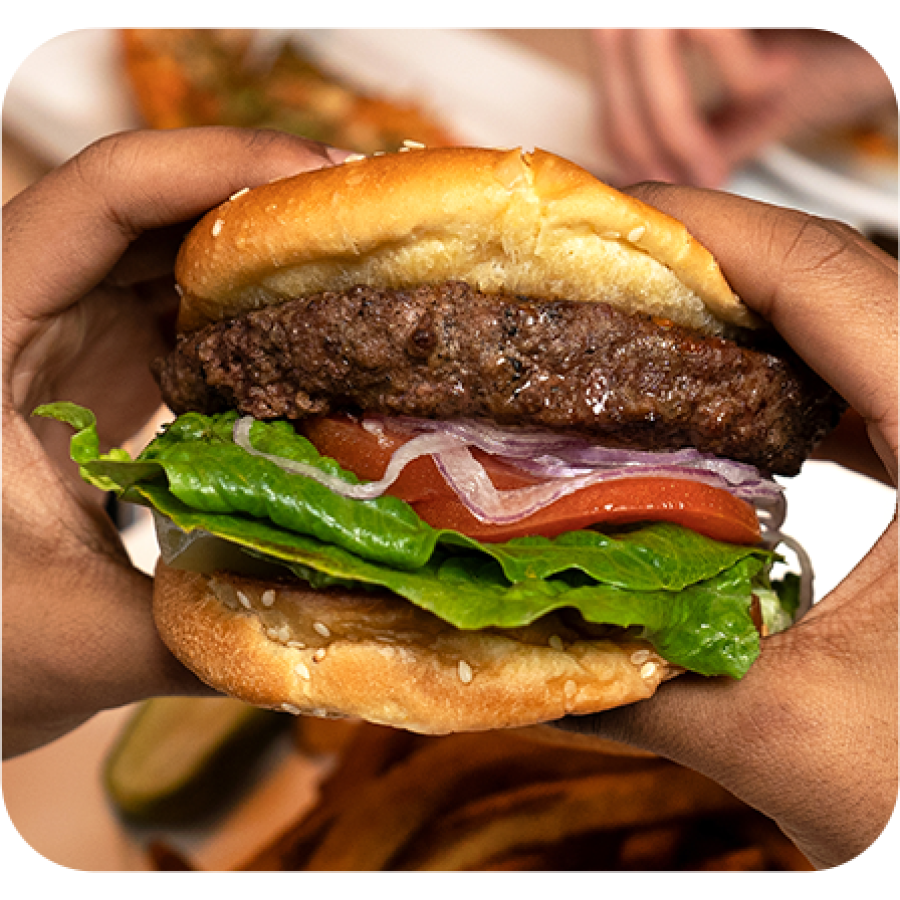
[{"xmin": 3, "ymin": 28, "xmax": 897, "ymax": 875}]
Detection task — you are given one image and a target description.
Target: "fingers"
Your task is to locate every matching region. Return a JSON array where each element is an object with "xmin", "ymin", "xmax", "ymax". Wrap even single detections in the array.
[
  {"xmin": 590, "ymin": 30, "xmax": 680, "ymax": 185},
  {"xmin": 590, "ymin": 30, "xmax": 730, "ymax": 187},
  {"xmin": 567, "ymin": 186, "xmax": 898, "ymax": 864},
  {"xmin": 2, "ymin": 527, "xmax": 212, "ymax": 758},
  {"xmin": 626, "ymin": 182, "xmax": 898, "ymax": 473},
  {"xmin": 631, "ymin": 30, "xmax": 729, "ymax": 188},
  {"xmin": 590, "ymin": 30, "xmax": 804, "ymax": 188},
  {"xmin": 3, "ymin": 128, "xmax": 347, "ymax": 335},
  {"xmin": 685, "ymin": 30, "xmax": 799, "ymax": 172},
  {"xmin": 686, "ymin": 29, "xmax": 794, "ymax": 103}
]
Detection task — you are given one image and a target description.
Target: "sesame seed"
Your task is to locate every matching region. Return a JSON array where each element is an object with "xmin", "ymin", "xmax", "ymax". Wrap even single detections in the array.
[
  {"xmin": 630, "ymin": 649, "xmax": 651, "ymax": 666},
  {"xmin": 295, "ymin": 662, "xmax": 311, "ymax": 680},
  {"xmin": 627, "ymin": 225, "xmax": 646, "ymax": 242},
  {"xmin": 211, "ymin": 218, "xmax": 224, "ymax": 237},
  {"xmin": 281, "ymin": 703, "xmax": 301, "ymax": 715},
  {"xmin": 640, "ymin": 661, "xmax": 657, "ymax": 680},
  {"xmin": 237, "ymin": 590, "xmax": 251, "ymax": 610},
  {"xmin": 313, "ymin": 622, "xmax": 331, "ymax": 638},
  {"xmin": 458, "ymin": 660, "xmax": 473, "ymax": 684},
  {"xmin": 548, "ymin": 635, "xmax": 564, "ymax": 651},
  {"xmin": 267, "ymin": 625, "xmax": 291, "ymax": 643},
  {"xmin": 402, "ymin": 139, "xmax": 426, "ymax": 149},
  {"xmin": 313, "ymin": 648, "xmax": 327, "ymax": 662},
  {"xmin": 261, "ymin": 589, "xmax": 276, "ymax": 607},
  {"xmin": 287, "ymin": 640, "xmax": 306, "ymax": 649},
  {"xmin": 229, "ymin": 187, "xmax": 250, "ymax": 201},
  {"xmin": 343, "ymin": 152, "xmax": 367, "ymax": 163}
]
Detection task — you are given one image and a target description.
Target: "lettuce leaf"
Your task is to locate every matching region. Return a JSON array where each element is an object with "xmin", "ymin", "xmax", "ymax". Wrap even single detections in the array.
[{"xmin": 33, "ymin": 402, "xmax": 784, "ymax": 678}]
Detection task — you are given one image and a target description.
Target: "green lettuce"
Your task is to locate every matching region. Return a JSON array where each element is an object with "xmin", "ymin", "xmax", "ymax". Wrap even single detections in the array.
[{"xmin": 34, "ymin": 401, "xmax": 791, "ymax": 678}]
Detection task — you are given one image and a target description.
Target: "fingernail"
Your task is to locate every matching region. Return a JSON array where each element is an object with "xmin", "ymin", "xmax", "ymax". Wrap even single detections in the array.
[{"xmin": 325, "ymin": 146, "xmax": 364, "ymax": 165}]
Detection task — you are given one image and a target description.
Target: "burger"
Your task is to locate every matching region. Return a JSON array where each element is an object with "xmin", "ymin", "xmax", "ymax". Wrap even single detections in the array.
[{"xmin": 36, "ymin": 146, "xmax": 844, "ymax": 733}]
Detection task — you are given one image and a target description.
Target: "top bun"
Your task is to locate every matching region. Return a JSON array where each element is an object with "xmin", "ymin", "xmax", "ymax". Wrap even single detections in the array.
[{"xmin": 175, "ymin": 146, "xmax": 755, "ymax": 335}]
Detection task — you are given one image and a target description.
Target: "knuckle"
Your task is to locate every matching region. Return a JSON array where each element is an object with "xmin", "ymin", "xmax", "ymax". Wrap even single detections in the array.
[
  {"xmin": 241, "ymin": 126, "xmax": 331, "ymax": 166},
  {"xmin": 777, "ymin": 214, "xmax": 863, "ymax": 281},
  {"xmin": 67, "ymin": 132, "xmax": 147, "ymax": 239},
  {"xmin": 71, "ymin": 131, "xmax": 142, "ymax": 185}
]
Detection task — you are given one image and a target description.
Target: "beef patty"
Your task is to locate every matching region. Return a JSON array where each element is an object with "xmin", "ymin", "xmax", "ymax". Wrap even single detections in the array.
[{"xmin": 153, "ymin": 281, "xmax": 845, "ymax": 475}]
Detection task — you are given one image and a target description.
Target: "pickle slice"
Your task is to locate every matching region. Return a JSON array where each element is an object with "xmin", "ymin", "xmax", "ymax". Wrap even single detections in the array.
[{"xmin": 104, "ymin": 697, "xmax": 287, "ymax": 825}]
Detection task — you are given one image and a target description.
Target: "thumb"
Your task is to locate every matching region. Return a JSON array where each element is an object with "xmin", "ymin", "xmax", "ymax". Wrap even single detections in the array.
[{"xmin": 623, "ymin": 182, "xmax": 898, "ymax": 476}]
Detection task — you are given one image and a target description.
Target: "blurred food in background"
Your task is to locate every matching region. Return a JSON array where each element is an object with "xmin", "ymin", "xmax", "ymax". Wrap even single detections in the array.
[
  {"xmin": 120, "ymin": 29, "xmax": 456, "ymax": 153},
  {"xmin": 792, "ymin": 111, "xmax": 898, "ymax": 190},
  {"xmin": 840, "ymin": 115, "xmax": 899, "ymax": 168},
  {"xmin": 110, "ymin": 709, "xmax": 813, "ymax": 871}
]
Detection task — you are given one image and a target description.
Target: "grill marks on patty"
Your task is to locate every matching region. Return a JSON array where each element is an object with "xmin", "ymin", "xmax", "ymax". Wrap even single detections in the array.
[{"xmin": 153, "ymin": 282, "xmax": 845, "ymax": 476}]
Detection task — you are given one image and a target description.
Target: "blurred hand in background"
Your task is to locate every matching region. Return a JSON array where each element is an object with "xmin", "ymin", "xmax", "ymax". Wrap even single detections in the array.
[{"xmin": 589, "ymin": 29, "xmax": 896, "ymax": 188}]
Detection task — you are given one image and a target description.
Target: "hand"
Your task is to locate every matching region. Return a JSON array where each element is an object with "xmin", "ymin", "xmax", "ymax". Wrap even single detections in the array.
[
  {"xmin": 560, "ymin": 183, "xmax": 898, "ymax": 869},
  {"xmin": 2, "ymin": 128, "xmax": 350, "ymax": 758},
  {"xmin": 589, "ymin": 29, "xmax": 895, "ymax": 187}
]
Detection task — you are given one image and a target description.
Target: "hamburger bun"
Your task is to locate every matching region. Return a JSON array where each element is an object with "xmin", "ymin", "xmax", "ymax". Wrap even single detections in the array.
[
  {"xmin": 174, "ymin": 146, "xmax": 756, "ymax": 334},
  {"xmin": 136, "ymin": 145, "xmax": 838, "ymax": 734},
  {"xmin": 153, "ymin": 560, "xmax": 673, "ymax": 734}
]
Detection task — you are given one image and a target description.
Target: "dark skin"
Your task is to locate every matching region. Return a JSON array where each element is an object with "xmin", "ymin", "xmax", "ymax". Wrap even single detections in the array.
[
  {"xmin": 562, "ymin": 182, "xmax": 898, "ymax": 869},
  {"xmin": 3, "ymin": 128, "xmax": 351, "ymax": 758},
  {"xmin": 3, "ymin": 129, "xmax": 896, "ymax": 869}
]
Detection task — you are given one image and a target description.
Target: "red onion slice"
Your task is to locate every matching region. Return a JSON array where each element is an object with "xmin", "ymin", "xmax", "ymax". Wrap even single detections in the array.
[
  {"xmin": 431, "ymin": 447, "xmax": 596, "ymax": 524},
  {"xmin": 233, "ymin": 416, "xmax": 466, "ymax": 500},
  {"xmin": 377, "ymin": 416, "xmax": 782, "ymax": 502}
]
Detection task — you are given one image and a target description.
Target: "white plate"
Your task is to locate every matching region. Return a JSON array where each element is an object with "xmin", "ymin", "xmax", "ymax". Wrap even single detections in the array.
[{"xmin": 758, "ymin": 142, "xmax": 897, "ymax": 232}]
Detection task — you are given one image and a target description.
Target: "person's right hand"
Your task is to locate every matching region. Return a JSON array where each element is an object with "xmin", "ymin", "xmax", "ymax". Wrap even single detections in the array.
[{"xmin": 561, "ymin": 184, "xmax": 898, "ymax": 870}]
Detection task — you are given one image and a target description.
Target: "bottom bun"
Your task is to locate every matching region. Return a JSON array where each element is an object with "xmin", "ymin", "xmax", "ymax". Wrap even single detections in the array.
[{"xmin": 153, "ymin": 560, "xmax": 677, "ymax": 734}]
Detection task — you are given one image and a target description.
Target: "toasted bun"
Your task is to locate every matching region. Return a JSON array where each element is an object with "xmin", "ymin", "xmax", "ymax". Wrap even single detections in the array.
[
  {"xmin": 175, "ymin": 146, "xmax": 754, "ymax": 335},
  {"xmin": 153, "ymin": 561, "xmax": 675, "ymax": 734}
]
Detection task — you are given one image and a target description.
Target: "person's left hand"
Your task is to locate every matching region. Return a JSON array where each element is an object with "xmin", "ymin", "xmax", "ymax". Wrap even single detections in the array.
[{"xmin": 2, "ymin": 127, "xmax": 349, "ymax": 758}]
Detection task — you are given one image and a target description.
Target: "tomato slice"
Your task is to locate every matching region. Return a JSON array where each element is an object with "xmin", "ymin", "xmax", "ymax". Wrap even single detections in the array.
[
  {"xmin": 412, "ymin": 478, "xmax": 761, "ymax": 545},
  {"xmin": 300, "ymin": 414, "xmax": 540, "ymax": 502},
  {"xmin": 300, "ymin": 415, "xmax": 761, "ymax": 545}
]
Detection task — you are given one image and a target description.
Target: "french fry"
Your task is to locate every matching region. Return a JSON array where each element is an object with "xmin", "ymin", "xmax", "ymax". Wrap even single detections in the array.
[
  {"xmin": 147, "ymin": 840, "xmax": 196, "ymax": 871},
  {"xmin": 697, "ymin": 847, "xmax": 768, "ymax": 871},
  {"xmin": 291, "ymin": 715, "xmax": 364, "ymax": 758},
  {"xmin": 240, "ymin": 723, "xmax": 421, "ymax": 870},
  {"xmin": 509, "ymin": 724, "xmax": 657, "ymax": 759},
  {"xmin": 301, "ymin": 729, "xmax": 654, "ymax": 870},
  {"xmin": 616, "ymin": 824, "xmax": 683, "ymax": 870},
  {"xmin": 398, "ymin": 765, "xmax": 742, "ymax": 871}
]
